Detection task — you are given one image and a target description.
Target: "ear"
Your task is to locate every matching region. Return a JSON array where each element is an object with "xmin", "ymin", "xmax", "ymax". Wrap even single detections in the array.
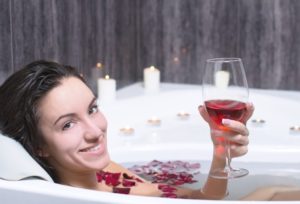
[{"xmin": 36, "ymin": 147, "xmax": 50, "ymax": 157}]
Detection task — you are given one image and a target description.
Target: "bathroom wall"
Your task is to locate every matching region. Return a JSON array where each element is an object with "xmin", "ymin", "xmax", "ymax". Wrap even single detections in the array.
[{"xmin": 0, "ymin": 0, "xmax": 299, "ymax": 90}]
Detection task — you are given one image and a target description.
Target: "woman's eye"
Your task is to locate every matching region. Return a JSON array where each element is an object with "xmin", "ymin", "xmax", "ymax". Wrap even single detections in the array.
[
  {"xmin": 89, "ymin": 105, "xmax": 99, "ymax": 114},
  {"xmin": 62, "ymin": 121, "xmax": 74, "ymax": 131}
]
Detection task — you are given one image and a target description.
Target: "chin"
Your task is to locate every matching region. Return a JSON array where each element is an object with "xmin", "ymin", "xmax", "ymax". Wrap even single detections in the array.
[{"xmin": 95, "ymin": 152, "xmax": 110, "ymax": 170}]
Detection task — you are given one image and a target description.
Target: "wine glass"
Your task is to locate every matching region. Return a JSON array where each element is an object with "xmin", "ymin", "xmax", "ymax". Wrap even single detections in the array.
[{"xmin": 202, "ymin": 58, "xmax": 249, "ymax": 179}]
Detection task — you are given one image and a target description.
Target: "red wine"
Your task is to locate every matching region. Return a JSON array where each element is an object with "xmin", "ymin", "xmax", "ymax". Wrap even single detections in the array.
[{"xmin": 205, "ymin": 100, "xmax": 247, "ymax": 127}]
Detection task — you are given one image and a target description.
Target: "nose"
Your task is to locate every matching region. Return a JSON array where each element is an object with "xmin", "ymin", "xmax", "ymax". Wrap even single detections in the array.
[{"xmin": 83, "ymin": 117, "xmax": 103, "ymax": 141}]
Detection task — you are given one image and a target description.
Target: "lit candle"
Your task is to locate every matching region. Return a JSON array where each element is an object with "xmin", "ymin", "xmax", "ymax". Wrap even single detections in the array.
[
  {"xmin": 147, "ymin": 116, "xmax": 161, "ymax": 126},
  {"xmin": 90, "ymin": 62, "xmax": 104, "ymax": 94},
  {"xmin": 251, "ymin": 118, "xmax": 266, "ymax": 127},
  {"xmin": 96, "ymin": 62, "xmax": 103, "ymax": 69},
  {"xmin": 177, "ymin": 111, "xmax": 190, "ymax": 120},
  {"xmin": 97, "ymin": 75, "xmax": 116, "ymax": 103},
  {"xmin": 215, "ymin": 70, "xmax": 230, "ymax": 88},
  {"xmin": 290, "ymin": 126, "xmax": 300, "ymax": 132},
  {"xmin": 120, "ymin": 126, "xmax": 135, "ymax": 135},
  {"xmin": 251, "ymin": 118, "xmax": 266, "ymax": 124},
  {"xmin": 143, "ymin": 66, "xmax": 160, "ymax": 92}
]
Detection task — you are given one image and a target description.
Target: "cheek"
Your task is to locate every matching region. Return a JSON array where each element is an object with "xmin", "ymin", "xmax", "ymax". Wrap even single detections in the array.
[
  {"xmin": 44, "ymin": 130, "xmax": 83, "ymax": 157},
  {"xmin": 49, "ymin": 136, "xmax": 77, "ymax": 154}
]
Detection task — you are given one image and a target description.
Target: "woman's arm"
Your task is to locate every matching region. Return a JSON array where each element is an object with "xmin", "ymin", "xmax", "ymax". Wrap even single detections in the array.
[{"xmin": 241, "ymin": 186, "xmax": 300, "ymax": 200}]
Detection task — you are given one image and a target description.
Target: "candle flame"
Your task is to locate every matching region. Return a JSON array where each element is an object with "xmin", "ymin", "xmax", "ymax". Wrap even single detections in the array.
[
  {"xmin": 125, "ymin": 125, "xmax": 132, "ymax": 130},
  {"xmin": 96, "ymin": 62, "xmax": 103, "ymax": 69},
  {"xmin": 149, "ymin": 66, "xmax": 156, "ymax": 70},
  {"xmin": 104, "ymin": 75, "xmax": 110, "ymax": 79},
  {"xmin": 173, "ymin": 57, "xmax": 179, "ymax": 63}
]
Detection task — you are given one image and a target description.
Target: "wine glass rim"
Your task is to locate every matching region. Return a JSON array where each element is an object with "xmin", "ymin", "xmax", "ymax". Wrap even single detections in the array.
[{"xmin": 207, "ymin": 58, "xmax": 242, "ymax": 62}]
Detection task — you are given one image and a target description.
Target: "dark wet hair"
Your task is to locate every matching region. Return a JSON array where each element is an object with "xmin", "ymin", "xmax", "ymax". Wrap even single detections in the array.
[{"xmin": 0, "ymin": 60, "xmax": 86, "ymax": 182}]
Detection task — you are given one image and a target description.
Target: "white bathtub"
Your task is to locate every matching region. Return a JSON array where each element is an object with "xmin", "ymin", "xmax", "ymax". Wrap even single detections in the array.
[{"xmin": 1, "ymin": 82, "xmax": 300, "ymax": 203}]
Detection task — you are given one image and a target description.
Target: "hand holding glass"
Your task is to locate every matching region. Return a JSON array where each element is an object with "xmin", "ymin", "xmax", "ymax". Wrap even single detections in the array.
[{"xmin": 202, "ymin": 58, "xmax": 249, "ymax": 179}]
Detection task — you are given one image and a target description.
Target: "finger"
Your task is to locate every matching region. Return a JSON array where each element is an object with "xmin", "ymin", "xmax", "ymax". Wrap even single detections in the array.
[
  {"xmin": 222, "ymin": 119, "xmax": 249, "ymax": 136},
  {"xmin": 228, "ymin": 134, "xmax": 249, "ymax": 145},
  {"xmin": 242, "ymin": 102, "xmax": 255, "ymax": 123},
  {"xmin": 199, "ymin": 105, "xmax": 220, "ymax": 130},
  {"xmin": 230, "ymin": 145, "xmax": 248, "ymax": 157},
  {"xmin": 198, "ymin": 105, "xmax": 210, "ymax": 123},
  {"xmin": 212, "ymin": 129, "xmax": 249, "ymax": 146}
]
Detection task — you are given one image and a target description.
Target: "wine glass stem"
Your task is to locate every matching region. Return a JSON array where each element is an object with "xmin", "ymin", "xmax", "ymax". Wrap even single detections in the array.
[{"xmin": 225, "ymin": 138, "xmax": 232, "ymax": 171}]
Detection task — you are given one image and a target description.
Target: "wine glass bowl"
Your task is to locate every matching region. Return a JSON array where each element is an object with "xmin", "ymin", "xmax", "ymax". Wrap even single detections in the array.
[{"xmin": 202, "ymin": 58, "xmax": 249, "ymax": 179}]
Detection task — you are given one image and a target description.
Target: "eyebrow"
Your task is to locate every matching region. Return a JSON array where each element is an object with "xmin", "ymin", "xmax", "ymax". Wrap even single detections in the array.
[{"xmin": 53, "ymin": 97, "xmax": 97, "ymax": 126}]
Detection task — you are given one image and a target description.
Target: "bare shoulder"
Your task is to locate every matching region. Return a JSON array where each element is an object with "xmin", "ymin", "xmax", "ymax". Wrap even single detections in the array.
[{"xmin": 102, "ymin": 160, "xmax": 160, "ymax": 196}]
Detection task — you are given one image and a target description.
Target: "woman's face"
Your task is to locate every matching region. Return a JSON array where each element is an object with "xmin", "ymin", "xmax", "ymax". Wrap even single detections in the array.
[{"xmin": 37, "ymin": 77, "xmax": 110, "ymax": 175}]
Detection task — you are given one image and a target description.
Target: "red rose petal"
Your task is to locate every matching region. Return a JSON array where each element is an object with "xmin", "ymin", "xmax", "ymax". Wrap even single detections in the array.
[
  {"xmin": 96, "ymin": 172, "xmax": 103, "ymax": 182},
  {"xmin": 122, "ymin": 179, "xmax": 136, "ymax": 187},
  {"xmin": 128, "ymin": 160, "xmax": 200, "ymax": 187},
  {"xmin": 123, "ymin": 173, "xmax": 134, "ymax": 180},
  {"xmin": 103, "ymin": 172, "xmax": 121, "ymax": 186},
  {"xmin": 98, "ymin": 160, "xmax": 201, "ymax": 199},
  {"xmin": 158, "ymin": 184, "xmax": 177, "ymax": 192},
  {"xmin": 161, "ymin": 193, "xmax": 178, "ymax": 198},
  {"xmin": 113, "ymin": 187, "xmax": 131, "ymax": 194}
]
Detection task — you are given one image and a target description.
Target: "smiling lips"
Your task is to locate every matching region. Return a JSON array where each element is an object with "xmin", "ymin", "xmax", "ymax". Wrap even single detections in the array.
[{"xmin": 80, "ymin": 144, "xmax": 102, "ymax": 153}]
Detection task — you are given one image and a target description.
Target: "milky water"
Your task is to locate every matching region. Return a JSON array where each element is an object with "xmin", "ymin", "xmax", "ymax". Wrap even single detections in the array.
[{"xmin": 123, "ymin": 160, "xmax": 300, "ymax": 200}]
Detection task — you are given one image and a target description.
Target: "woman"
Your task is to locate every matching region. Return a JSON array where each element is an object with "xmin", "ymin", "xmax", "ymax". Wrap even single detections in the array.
[{"xmin": 0, "ymin": 60, "xmax": 257, "ymax": 199}]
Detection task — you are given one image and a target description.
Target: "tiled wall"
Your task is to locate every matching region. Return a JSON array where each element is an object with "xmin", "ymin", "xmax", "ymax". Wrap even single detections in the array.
[{"xmin": 1, "ymin": 0, "xmax": 299, "ymax": 90}]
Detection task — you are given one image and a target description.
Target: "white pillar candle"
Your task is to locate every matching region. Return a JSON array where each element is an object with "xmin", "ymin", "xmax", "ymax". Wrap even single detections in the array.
[
  {"xmin": 97, "ymin": 75, "xmax": 116, "ymax": 103},
  {"xmin": 91, "ymin": 62, "xmax": 104, "ymax": 94},
  {"xmin": 143, "ymin": 66, "xmax": 160, "ymax": 92},
  {"xmin": 215, "ymin": 70, "xmax": 230, "ymax": 88}
]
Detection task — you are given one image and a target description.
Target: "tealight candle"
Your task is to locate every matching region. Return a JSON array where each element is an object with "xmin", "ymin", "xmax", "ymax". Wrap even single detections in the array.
[
  {"xmin": 251, "ymin": 118, "xmax": 266, "ymax": 127},
  {"xmin": 97, "ymin": 75, "xmax": 116, "ymax": 103},
  {"xmin": 177, "ymin": 111, "xmax": 190, "ymax": 120},
  {"xmin": 215, "ymin": 70, "xmax": 230, "ymax": 88},
  {"xmin": 147, "ymin": 116, "xmax": 161, "ymax": 126},
  {"xmin": 143, "ymin": 66, "xmax": 160, "ymax": 92},
  {"xmin": 120, "ymin": 126, "xmax": 135, "ymax": 135},
  {"xmin": 251, "ymin": 118, "xmax": 266, "ymax": 124},
  {"xmin": 290, "ymin": 126, "xmax": 300, "ymax": 132}
]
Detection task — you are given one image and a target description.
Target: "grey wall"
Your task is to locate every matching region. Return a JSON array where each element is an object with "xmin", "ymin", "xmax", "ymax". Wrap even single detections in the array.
[{"xmin": 1, "ymin": 0, "xmax": 299, "ymax": 90}]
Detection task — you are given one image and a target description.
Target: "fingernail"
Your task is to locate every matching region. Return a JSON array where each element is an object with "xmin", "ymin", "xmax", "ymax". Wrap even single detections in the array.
[{"xmin": 222, "ymin": 119, "xmax": 230, "ymax": 125}]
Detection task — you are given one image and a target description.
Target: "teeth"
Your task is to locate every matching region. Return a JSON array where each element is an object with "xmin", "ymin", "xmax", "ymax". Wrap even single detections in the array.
[{"xmin": 83, "ymin": 144, "xmax": 100, "ymax": 152}]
